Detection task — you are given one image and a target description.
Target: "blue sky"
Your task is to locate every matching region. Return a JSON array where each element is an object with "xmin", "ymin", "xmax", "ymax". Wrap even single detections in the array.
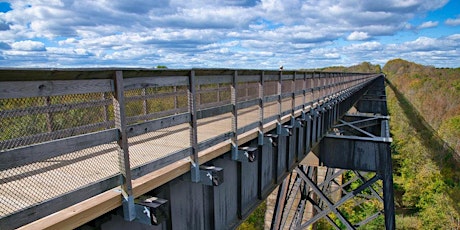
[{"xmin": 0, "ymin": 0, "xmax": 459, "ymax": 69}]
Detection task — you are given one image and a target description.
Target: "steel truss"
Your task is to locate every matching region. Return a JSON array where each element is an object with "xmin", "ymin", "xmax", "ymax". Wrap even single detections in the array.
[
  {"xmin": 271, "ymin": 165, "xmax": 388, "ymax": 229},
  {"xmin": 271, "ymin": 76, "xmax": 395, "ymax": 229}
]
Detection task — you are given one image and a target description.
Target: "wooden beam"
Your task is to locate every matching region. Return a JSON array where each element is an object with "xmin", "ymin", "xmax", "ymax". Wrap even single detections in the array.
[
  {"xmin": 0, "ymin": 79, "xmax": 113, "ymax": 99},
  {"xmin": 16, "ymin": 189, "xmax": 122, "ymax": 230}
]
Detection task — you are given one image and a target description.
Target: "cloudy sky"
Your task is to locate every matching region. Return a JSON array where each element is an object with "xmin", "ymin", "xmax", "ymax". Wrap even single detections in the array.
[{"xmin": 0, "ymin": 0, "xmax": 459, "ymax": 69}]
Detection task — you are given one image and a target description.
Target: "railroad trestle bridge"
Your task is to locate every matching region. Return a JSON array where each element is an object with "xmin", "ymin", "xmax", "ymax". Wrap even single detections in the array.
[{"xmin": 0, "ymin": 69, "xmax": 394, "ymax": 229}]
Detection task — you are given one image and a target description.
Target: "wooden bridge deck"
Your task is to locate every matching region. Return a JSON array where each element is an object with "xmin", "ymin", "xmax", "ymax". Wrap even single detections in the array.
[
  {"xmin": 0, "ymin": 69, "xmax": 377, "ymax": 229},
  {"xmin": 0, "ymin": 101, "xmax": 280, "ymax": 218}
]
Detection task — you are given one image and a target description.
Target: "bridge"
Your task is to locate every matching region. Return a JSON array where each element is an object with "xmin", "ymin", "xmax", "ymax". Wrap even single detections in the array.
[{"xmin": 0, "ymin": 69, "xmax": 394, "ymax": 229}]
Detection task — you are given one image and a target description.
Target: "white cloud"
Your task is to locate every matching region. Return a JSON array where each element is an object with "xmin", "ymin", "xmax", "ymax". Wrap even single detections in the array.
[
  {"xmin": 11, "ymin": 40, "xmax": 46, "ymax": 51},
  {"xmin": 0, "ymin": 0, "xmax": 458, "ymax": 68},
  {"xmin": 417, "ymin": 21, "xmax": 439, "ymax": 29},
  {"xmin": 347, "ymin": 32, "xmax": 370, "ymax": 41},
  {"xmin": 345, "ymin": 42, "xmax": 383, "ymax": 52},
  {"xmin": 445, "ymin": 16, "xmax": 460, "ymax": 26}
]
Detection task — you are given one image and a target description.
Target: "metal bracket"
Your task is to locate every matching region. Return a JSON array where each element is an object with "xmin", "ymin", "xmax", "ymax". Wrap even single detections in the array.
[
  {"xmin": 122, "ymin": 195, "xmax": 136, "ymax": 221},
  {"xmin": 311, "ymin": 108, "xmax": 320, "ymax": 118},
  {"xmin": 258, "ymin": 130, "xmax": 264, "ymax": 146},
  {"xmin": 265, "ymin": 134, "xmax": 279, "ymax": 147},
  {"xmin": 277, "ymin": 123, "xmax": 292, "ymax": 136},
  {"xmin": 233, "ymin": 145, "xmax": 258, "ymax": 162},
  {"xmin": 134, "ymin": 196, "xmax": 169, "ymax": 225},
  {"xmin": 319, "ymin": 104, "xmax": 327, "ymax": 113},
  {"xmin": 283, "ymin": 125, "xmax": 293, "ymax": 136},
  {"xmin": 296, "ymin": 117, "xmax": 306, "ymax": 127},
  {"xmin": 199, "ymin": 165, "xmax": 224, "ymax": 186},
  {"xmin": 190, "ymin": 159, "xmax": 201, "ymax": 183}
]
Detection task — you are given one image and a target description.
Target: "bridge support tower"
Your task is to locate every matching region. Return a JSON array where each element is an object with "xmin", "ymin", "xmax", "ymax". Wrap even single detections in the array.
[{"xmin": 268, "ymin": 76, "xmax": 395, "ymax": 229}]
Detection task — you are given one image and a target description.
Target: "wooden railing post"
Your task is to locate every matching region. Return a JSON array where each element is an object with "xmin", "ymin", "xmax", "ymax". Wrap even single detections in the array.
[
  {"xmin": 276, "ymin": 70, "xmax": 282, "ymax": 134},
  {"xmin": 258, "ymin": 71, "xmax": 265, "ymax": 145},
  {"xmin": 189, "ymin": 70, "xmax": 200, "ymax": 182},
  {"xmin": 291, "ymin": 72, "xmax": 296, "ymax": 118},
  {"xmin": 113, "ymin": 70, "xmax": 135, "ymax": 221},
  {"xmin": 231, "ymin": 70, "xmax": 239, "ymax": 160}
]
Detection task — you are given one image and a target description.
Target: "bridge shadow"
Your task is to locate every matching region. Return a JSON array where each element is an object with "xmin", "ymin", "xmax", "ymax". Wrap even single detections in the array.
[{"xmin": 386, "ymin": 79, "xmax": 460, "ymax": 213}]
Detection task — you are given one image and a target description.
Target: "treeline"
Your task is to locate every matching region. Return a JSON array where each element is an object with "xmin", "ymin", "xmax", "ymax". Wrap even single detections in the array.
[
  {"xmin": 323, "ymin": 60, "xmax": 460, "ymax": 228},
  {"xmin": 384, "ymin": 59, "xmax": 460, "ymax": 229},
  {"xmin": 383, "ymin": 59, "xmax": 460, "ymax": 153},
  {"xmin": 320, "ymin": 61, "xmax": 382, "ymax": 73}
]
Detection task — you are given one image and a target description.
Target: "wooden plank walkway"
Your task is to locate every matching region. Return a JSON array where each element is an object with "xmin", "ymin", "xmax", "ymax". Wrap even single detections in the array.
[{"xmin": 0, "ymin": 101, "xmax": 284, "ymax": 219}]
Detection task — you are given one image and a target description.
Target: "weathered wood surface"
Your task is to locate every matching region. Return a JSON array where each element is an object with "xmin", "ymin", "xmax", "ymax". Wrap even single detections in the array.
[
  {"xmin": 14, "ymin": 101, "xmax": 301, "ymax": 230},
  {"xmin": 0, "ymin": 102, "xmax": 278, "ymax": 219},
  {"xmin": 0, "ymin": 79, "xmax": 113, "ymax": 99}
]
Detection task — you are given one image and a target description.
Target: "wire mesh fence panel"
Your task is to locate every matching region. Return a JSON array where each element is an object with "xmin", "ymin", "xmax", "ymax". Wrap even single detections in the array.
[
  {"xmin": 128, "ymin": 124, "xmax": 191, "ymax": 169},
  {"xmin": 294, "ymin": 79, "xmax": 305, "ymax": 109},
  {"xmin": 0, "ymin": 93, "xmax": 113, "ymax": 150},
  {"xmin": 196, "ymin": 82, "xmax": 232, "ymax": 144},
  {"xmin": 305, "ymin": 92, "xmax": 314, "ymax": 106},
  {"xmin": 295, "ymin": 95, "xmax": 304, "ymax": 109},
  {"xmin": 263, "ymin": 80, "xmax": 278, "ymax": 97},
  {"xmin": 237, "ymin": 81, "xmax": 260, "ymax": 131},
  {"xmin": 281, "ymin": 79, "xmax": 293, "ymax": 114},
  {"xmin": 262, "ymin": 80, "xmax": 279, "ymax": 121},
  {"xmin": 124, "ymin": 85, "xmax": 191, "ymax": 171},
  {"xmin": 0, "ymin": 90, "xmax": 118, "ymax": 219}
]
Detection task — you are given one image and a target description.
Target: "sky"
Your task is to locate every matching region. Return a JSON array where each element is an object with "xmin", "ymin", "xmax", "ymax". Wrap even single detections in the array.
[{"xmin": 0, "ymin": 0, "xmax": 459, "ymax": 69}]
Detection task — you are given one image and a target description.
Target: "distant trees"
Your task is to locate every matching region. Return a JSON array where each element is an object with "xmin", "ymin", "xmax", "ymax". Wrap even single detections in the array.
[
  {"xmin": 321, "ymin": 61, "xmax": 382, "ymax": 73},
  {"xmin": 383, "ymin": 58, "xmax": 460, "ymax": 153},
  {"xmin": 384, "ymin": 58, "xmax": 460, "ymax": 229}
]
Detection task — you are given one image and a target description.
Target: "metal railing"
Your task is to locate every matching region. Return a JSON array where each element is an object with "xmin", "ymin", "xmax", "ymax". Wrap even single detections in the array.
[{"xmin": 0, "ymin": 68, "xmax": 378, "ymax": 228}]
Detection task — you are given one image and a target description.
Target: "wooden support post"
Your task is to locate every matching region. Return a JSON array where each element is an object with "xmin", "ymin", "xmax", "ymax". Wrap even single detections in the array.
[
  {"xmin": 276, "ymin": 70, "xmax": 282, "ymax": 135},
  {"xmin": 189, "ymin": 70, "xmax": 200, "ymax": 182},
  {"xmin": 291, "ymin": 72, "xmax": 295, "ymax": 118},
  {"xmin": 258, "ymin": 71, "xmax": 265, "ymax": 145},
  {"xmin": 302, "ymin": 72, "xmax": 307, "ymax": 110},
  {"xmin": 113, "ymin": 70, "xmax": 135, "ymax": 221},
  {"xmin": 231, "ymin": 70, "xmax": 239, "ymax": 160}
]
